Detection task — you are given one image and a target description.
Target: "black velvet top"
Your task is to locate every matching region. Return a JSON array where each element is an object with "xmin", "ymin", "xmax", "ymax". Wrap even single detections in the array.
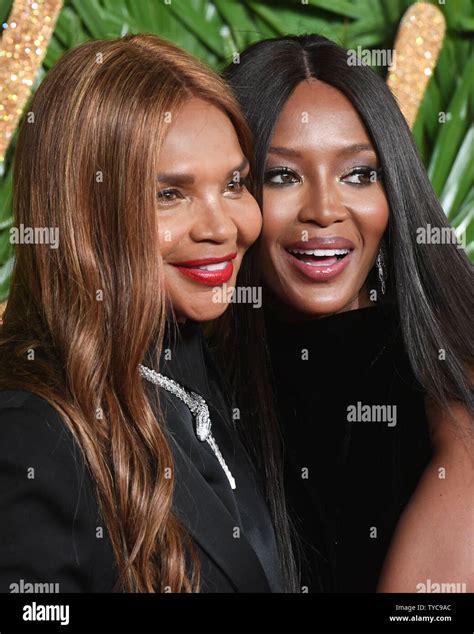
[{"xmin": 265, "ymin": 303, "xmax": 433, "ymax": 593}]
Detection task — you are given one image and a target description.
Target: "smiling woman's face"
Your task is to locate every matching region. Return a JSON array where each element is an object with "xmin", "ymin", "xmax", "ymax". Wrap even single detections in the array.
[
  {"xmin": 261, "ymin": 79, "xmax": 389, "ymax": 319},
  {"xmin": 157, "ymin": 98, "xmax": 261, "ymax": 322}
]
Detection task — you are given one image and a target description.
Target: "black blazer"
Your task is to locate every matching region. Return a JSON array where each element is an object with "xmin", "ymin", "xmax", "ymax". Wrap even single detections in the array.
[{"xmin": 0, "ymin": 324, "xmax": 284, "ymax": 593}]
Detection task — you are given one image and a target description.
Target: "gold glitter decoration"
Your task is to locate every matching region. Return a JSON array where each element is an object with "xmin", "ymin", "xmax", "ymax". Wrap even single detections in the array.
[
  {"xmin": 0, "ymin": 0, "xmax": 63, "ymax": 163},
  {"xmin": 387, "ymin": 2, "xmax": 446, "ymax": 129}
]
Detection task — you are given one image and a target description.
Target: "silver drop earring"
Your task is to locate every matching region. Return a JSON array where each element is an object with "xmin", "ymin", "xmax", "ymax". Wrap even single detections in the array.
[{"xmin": 375, "ymin": 244, "xmax": 387, "ymax": 296}]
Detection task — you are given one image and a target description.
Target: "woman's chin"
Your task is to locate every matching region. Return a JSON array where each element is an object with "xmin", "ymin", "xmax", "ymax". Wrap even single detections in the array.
[
  {"xmin": 271, "ymin": 289, "xmax": 366, "ymax": 321},
  {"xmin": 176, "ymin": 302, "xmax": 231, "ymax": 323}
]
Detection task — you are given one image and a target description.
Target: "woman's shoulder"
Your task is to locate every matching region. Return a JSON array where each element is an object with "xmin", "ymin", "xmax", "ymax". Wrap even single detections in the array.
[
  {"xmin": 0, "ymin": 389, "xmax": 79, "ymax": 464},
  {"xmin": 0, "ymin": 389, "xmax": 117, "ymax": 592},
  {"xmin": 0, "ymin": 388, "xmax": 63, "ymax": 418},
  {"xmin": 0, "ymin": 388, "xmax": 91, "ymax": 505}
]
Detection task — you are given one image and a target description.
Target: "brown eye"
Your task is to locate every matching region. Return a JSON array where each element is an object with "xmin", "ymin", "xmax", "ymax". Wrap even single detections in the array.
[
  {"xmin": 342, "ymin": 167, "xmax": 380, "ymax": 185},
  {"xmin": 227, "ymin": 180, "xmax": 243, "ymax": 192},
  {"xmin": 264, "ymin": 167, "xmax": 301, "ymax": 186},
  {"xmin": 156, "ymin": 189, "xmax": 183, "ymax": 204},
  {"xmin": 225, "ymin": 175, "xmax": 248, "ymax": 195}
]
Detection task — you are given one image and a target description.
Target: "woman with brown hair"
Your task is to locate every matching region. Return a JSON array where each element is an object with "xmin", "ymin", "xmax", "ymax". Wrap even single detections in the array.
[{"xmin": 0, "ymin": 34, "xmax": 295, "ymax": 593}]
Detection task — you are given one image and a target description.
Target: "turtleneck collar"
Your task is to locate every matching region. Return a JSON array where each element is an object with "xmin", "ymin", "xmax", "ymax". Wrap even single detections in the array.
[{"xmin": 265, "ymin": 302, "xmax": 400, "ymax": 383}]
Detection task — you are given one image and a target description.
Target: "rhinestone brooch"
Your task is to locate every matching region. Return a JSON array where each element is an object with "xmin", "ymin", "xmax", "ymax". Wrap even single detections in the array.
[{"xmin": 139, "ymin": 364, "xmax": 236, "ymax": 490}]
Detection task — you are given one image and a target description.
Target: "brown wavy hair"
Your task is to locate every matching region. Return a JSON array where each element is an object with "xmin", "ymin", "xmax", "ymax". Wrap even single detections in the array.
[{"xmin": 0, "ymin": 34, "xmax": 258, "ymax": 592}]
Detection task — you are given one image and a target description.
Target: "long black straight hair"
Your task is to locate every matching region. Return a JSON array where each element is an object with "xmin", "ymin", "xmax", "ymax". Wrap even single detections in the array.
[{"xmin": 221, "ymin": 34, "xmax": 473, "ymax": 420}]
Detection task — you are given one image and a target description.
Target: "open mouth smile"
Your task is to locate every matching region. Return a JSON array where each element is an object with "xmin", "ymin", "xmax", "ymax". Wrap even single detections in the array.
[
  {"xmin": 171, "ymin": 253, "xmax": 237, "ymax": 286},
  {"xmin": 284, "ymin": 238, "xmax": 355, "ymax": 282}
]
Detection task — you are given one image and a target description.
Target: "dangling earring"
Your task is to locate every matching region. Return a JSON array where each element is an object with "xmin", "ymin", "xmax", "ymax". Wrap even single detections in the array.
[{"xmin": 375, "ymin": 244, "xmax": 387, "ymax": 296}]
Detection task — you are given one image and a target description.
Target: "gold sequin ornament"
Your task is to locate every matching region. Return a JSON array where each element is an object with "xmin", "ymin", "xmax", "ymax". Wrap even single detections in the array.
[
  {"xmin": 387, "ymin": 2, "xmax": 446, "ymax": 129},
  {"xmin": 0, "ymin": 0, "xmax": 63, "ymax": 164}
]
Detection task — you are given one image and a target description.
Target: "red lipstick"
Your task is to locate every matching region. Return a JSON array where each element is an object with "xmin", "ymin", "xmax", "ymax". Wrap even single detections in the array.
[{"xmin": 171, "ymin": 253, "xmax": 237, "ymax": 286}]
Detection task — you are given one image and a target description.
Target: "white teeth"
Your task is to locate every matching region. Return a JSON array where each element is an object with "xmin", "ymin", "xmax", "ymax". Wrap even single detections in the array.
[
  {"xmin": 197, "ymin": 261, "xmax": 229, "ymax": 271},
  {"xmin": 288, "ymin": 248, "xmax": 350, "ymax": 256}
]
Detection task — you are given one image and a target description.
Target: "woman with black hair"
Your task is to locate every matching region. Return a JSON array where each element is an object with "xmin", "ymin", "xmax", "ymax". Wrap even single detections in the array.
[{"xmin": 223, "ymin": 34, "xmax": 473, "ymax": 593}]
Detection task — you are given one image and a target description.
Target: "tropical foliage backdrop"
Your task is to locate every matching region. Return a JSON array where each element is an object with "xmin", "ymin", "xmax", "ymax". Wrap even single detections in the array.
[{"xmin": 0, "ymin": 0, "xmax": 473, "ymax": 302}]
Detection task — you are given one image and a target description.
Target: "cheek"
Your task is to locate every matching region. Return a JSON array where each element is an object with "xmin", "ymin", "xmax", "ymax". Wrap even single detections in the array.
[
  {"xmin": 233, "ymin": 196, "xmax": 262, "ymax": 247},
  {"xmin": 260, "ymin": 189, "xmax": 295, "ymax": 254},
  {"xmin": 349, "ymin": 188, "xmax": 390, "ymax": 250},
  {"xmin": 158, "ymin": 214, "xmax": 189, "ymax": 260}
]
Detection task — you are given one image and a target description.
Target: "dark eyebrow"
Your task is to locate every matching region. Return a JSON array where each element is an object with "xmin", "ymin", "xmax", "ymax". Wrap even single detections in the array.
[
  {"xmin": 156, "ymin": 157, "xmax": 250, "ymax": 187},
  {"xmin": 156, "ymin": 172, "xmax": 195, "ymax": 186},
  {"xmin": 338, "ymin": 143, "xmax": 375, "ymax": 156},
  {"xmin": 227, "ymin": 157, "xmax": 250, "ymax": 179},
  {"xmin": 268, "ymin": 143, "xmax": 376, "ymax": 160},
  {"xmin": 268, "ymin": 146, "xmax": 303, "ymax": 159}
]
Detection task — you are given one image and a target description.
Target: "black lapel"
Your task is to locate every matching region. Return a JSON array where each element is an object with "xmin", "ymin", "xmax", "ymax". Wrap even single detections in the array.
[
  {"xmin": 169, "ymin": 419, "xmax": 271, "ymax": 593},
  {"xmin": 144, "ymin": 326, "xmax": 273, "ymax": 592}
]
